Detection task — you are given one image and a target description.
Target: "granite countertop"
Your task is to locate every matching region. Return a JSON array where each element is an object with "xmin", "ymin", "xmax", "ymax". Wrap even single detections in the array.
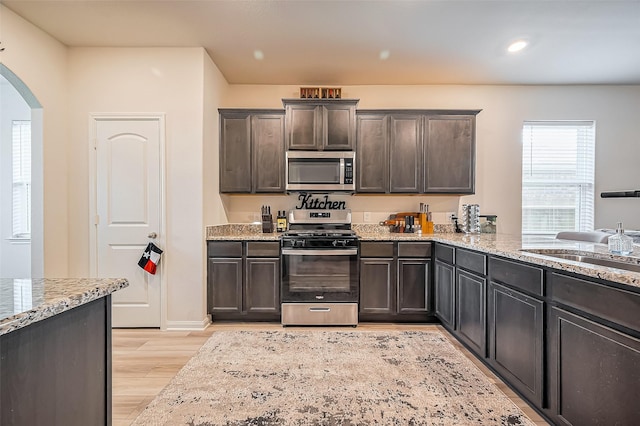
[
  {"xmin": 0, "ymin": 278, "xmax": 129, "ymax": 336},
  {"xmin": 207, "ymin": 224, "xmax": 280, "ymax": 241},
  {"xmin": 206, "ymin": 223, "xmax": 640, "ymax": 290}
]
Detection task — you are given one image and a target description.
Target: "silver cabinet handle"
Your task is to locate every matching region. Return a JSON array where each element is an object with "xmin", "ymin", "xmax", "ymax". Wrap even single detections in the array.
[
  {"xmin": 148, "ymin": 232, "xmax": 158, "ymax": 239},
  {"xmin": 309, "ymin": 307, "xmax": 331, "ymax": 312}
]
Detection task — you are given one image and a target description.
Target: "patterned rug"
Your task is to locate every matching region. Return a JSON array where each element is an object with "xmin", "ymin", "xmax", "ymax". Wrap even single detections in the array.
[{"xmin": 132, "ymin": 330, "xmax": 535, "ymax": 425}]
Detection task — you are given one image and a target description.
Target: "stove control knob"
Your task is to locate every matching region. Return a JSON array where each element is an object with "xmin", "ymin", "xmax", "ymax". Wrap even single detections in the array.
[
  {"xmin": 332, "ymin": 240, "xmax": 338, "ymax": 247},
  {"xmin": 296, "ymin": 240, "xmax": 306, "ymax": 248}
]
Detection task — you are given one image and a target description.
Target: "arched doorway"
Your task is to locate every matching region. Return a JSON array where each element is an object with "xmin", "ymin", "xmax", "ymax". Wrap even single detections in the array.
[{"xmin": 0, "ymin": 64, "xmax": 43, "ymax": 278}]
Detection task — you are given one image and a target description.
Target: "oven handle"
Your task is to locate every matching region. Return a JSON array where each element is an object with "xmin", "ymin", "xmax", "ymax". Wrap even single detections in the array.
[{"xmin": 281, "ymin": 248, "xmax": 358, "ymax": 256}]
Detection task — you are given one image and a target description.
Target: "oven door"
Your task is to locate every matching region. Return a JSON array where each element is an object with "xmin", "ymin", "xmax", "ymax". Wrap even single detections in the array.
[{"xmin": 281, "ymin": 247, "xmax": 359, "ymax": 302}]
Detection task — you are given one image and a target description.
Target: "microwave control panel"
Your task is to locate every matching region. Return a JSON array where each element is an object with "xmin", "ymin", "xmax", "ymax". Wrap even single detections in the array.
[{"xmin": 344, "ymin": 159, "xmax": 354, "ymax": 184}]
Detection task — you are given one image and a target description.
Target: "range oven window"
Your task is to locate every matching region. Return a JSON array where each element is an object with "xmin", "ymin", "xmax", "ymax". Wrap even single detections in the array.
[
  {"xmin": 281, "ymin": 248, "xmax": 358, "ymax": 302},
  {"xmin": 288, "ymin": 158, "xmax": 341, "ymax": 184}
]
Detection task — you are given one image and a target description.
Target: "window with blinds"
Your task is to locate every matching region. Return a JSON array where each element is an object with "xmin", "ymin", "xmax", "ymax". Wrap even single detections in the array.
[
  {"xmin": 12, "ymin": 120, "xmax": 31, "ymax": 239},
  {"xmin": 522, "ymin": 121, "xmax": 595, "ymax": 236}
]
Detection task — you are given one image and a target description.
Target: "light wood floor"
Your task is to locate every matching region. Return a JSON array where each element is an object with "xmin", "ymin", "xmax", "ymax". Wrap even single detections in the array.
[{"xmin": 112, "ymin": 323, "xmax": 549, "ymax": 425}]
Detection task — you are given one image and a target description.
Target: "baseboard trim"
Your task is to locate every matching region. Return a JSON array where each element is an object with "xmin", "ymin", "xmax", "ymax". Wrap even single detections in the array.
[{"xmin": 164, "ymin": 317, "xmax": 211, "ymax": 331}]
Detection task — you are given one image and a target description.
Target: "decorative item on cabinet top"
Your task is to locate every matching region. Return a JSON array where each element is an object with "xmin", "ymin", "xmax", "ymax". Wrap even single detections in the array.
[{"xmin": 300, "ymin": 87, "xmax": 342, "ymax": 99}]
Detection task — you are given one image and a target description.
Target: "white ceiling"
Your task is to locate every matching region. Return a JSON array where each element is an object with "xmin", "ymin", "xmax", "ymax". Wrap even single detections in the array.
[{"xmin": 4, "ymin": 0, "xmax": 640, "ymax": 85}]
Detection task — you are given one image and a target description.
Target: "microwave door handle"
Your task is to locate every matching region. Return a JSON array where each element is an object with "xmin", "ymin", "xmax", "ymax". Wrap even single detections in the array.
[{"xmin": 339, "ymin": 158, "xmax": 345, "ymax": 184}]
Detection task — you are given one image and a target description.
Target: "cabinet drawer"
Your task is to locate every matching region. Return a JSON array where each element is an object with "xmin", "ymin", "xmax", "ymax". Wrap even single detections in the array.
[
  {"xmin": 360, "ymin": 242, "xmax": 394, "ymax": 258},
  {"xmin": 435, "ymin": 243, "xmax": 455, "ymax": 264},
  {"xmin": 456, "ymin": 248, "xmax": 487, "ymax": 275},
  {"xmin": 207, "ymin": 241, "xmax": 242, "ymax": 258},
  {"xmin": 549, "ymin": 272, "xmax": 640, "ymax": 333},
  {"xmin": 398, "ymin": 242, "xmax": 432, "ymax": 258},
  {"xmin": 246, "ymin": 241, "xmax": 280, "ymax": 257},
  {"xmin": 489, "ymin": 257, "xmax": 543, "ymax": 296}
]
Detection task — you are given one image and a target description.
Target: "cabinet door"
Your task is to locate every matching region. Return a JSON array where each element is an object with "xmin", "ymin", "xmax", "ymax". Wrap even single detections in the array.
[
  {"xmin": 434, "ymin": 260, "xmax": 455, "ymax": 329},
  {"xmin": 219, "ymin": 112, "xmax": 252, "ymax": 192},
  {"xmin": 356, "ymin": 114, "xmax": 389, "ymax": 193},
  {"xmin": 456, "ymin": 269, "xmax": 486, "ymax": 357},
  {"xmin": 245, "ymin": 258, "xmax": 280, "ymax": 314},
  {"xmin": 389, "ymin": 114, "xmax": 422, "ymax": 193},
  {"xmin": 424, "ymin": 115, "xmax": 475, "ymax": 194},
  {"xmin": 323, "ymin": 103, "xmax": 356, "ymax": 150},
  {"xmin": 488, "ymin": 281, "xmax": 544, "ymax": 407},
  {"xmin": 547, "ymin": 306, "xmax": 640, "ymax": 426},
  {"xmin": 359, "ymin": 258, "xmax": 395, "ymax": 314},
  {"xmin": 397, "ymin": 259, "xmax": 431, "ymax": 313},
  {"xmin": 208, "ymin": 258, "xmax": 243, "ymax": 314},
  {"xmin": 286, "ymin": 104, "xmax": 321, "ymax": 150},
  {"xmin": 252, "ymin": 114, "xmax": 285, "ymax": 192}
]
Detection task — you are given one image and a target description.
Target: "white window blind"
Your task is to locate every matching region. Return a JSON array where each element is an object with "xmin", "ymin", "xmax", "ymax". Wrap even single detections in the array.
[
  {"xmin": 522, "ymin": 121, "xmax": 595, "ymax": 236},
  {"xmin": 12, "ymin": 120, "xmax": 31, "ymax": 239}
]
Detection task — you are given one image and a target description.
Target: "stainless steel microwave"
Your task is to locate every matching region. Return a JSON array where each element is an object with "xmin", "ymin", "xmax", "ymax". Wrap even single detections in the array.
[{"xmin": 285, "ymin": 151, "xmax": 355, "ymax": 192}]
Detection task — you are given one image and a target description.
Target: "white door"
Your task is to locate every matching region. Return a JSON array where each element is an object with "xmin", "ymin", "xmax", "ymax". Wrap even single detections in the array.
[{"xmin": 93, "ymin": 116, "xmax": 164, "ymax": 327}]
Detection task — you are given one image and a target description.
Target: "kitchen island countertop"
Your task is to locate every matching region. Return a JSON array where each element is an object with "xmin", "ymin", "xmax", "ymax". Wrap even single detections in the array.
[{"xmin": 0, "ymin": 277, "xmax": 128, "ymax": 335}]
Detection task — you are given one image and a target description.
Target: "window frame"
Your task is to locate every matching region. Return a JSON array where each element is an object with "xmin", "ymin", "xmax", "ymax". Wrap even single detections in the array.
[
  {"xmin": 12, "ymin": 119, "xmax": 32, "ymax": 240},
  {"xmin": 521, "ymin": 120, "xmax": 596, "ymax": 237}
]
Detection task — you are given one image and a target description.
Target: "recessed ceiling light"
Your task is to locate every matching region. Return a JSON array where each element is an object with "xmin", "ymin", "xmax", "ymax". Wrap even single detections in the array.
[
  {"xmin": 379, "ymin": 50, "xmax": 390, "ymax": 60},
  {"xmin": 507, "ymin": 40, "xmax": 528, "ymax": 53},
  {"xmin": 253, "ymin": 50, "xmax": 264, "ymax": 60}
]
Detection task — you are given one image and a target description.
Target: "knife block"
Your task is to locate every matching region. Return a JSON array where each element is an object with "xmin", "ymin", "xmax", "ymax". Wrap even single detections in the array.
[
  {"xmin": 419, "ymin": 213, "xmax": 434, "ymax": 234},
  {"xmin": 262, "ymin": 214, "xmax": 273, "ymax": 233}
]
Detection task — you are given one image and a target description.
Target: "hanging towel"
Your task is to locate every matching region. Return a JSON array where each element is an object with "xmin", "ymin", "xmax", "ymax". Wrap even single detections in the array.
[{"xmin": 138, "ymin": 242, "xmax": 163, "ymax": 275}]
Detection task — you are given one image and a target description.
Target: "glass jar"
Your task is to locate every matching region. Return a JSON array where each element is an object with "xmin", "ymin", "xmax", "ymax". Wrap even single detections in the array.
[{"xmin": 608, "ymin": 222, "xmax": 634, "ymax": 255}]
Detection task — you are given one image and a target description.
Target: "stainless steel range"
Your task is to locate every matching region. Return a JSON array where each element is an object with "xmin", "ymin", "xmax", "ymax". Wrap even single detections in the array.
[{"xmin": 281, "ymin": 209, "xmax": 358, "ymax": 326}]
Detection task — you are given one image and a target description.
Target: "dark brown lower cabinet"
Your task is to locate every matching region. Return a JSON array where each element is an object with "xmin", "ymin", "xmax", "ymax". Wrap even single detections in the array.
[
  {"xmin": 208, "ymin": 257, "xmax": 243, "ymax": 314},
  {"xmin": 547, "ymin": 307, "xmax": 640, "ymax": 425},
  {"xmin": 434, "ymin": 259, "xmax": 455, "ymax": 329},
  {"xmin": 359, "ymin": 241, "xmax": 433, "ymax": 321},
  {"xmin": 245, "ymin": 257, "xmax": 280, "ymax": 314},
  {"xmin": 488, "ymin": 281, "xmax": 544, "ymax": 408},
  {"xmin": 397, "ymin": 259, "xmax": 430, "ymax": 313},
  {"xmin": 207, "ymin": 241, "xmax": 280, "ymax": 321},
  {"xmin": 455, "ymin": 269, "xmax": 486, "ymax": 357},
  {"xmin": 359, "ymin": 258, "xmax": 395, "ymax": 315}
]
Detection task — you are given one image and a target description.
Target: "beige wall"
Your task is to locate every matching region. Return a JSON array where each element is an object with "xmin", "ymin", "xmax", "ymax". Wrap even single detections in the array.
[
  {"xmin": 202, "ymin": 52, "xmax": 229, "ymax": 317},
  {"xmin": 222, "ymin": 85, "xmax": 640, "ymax": 234},
  {"xmin": 67, "ymin": 47, "xmax": 222, "ymax": 327},
  {"xmin": 1, "ymin": 4, "xmax": 69, "ymax": 276}
]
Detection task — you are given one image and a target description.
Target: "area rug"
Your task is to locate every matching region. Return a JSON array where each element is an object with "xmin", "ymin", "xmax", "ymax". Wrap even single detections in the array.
[{"xmin": 132, "ymin": 330, "xmax": 535, "ymax": 425}]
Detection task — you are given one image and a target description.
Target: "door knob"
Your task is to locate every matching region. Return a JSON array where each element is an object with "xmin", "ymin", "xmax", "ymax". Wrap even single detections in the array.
[{"xmin": 148, "ymin": 232, "xmax": 158, "ymax": 239}]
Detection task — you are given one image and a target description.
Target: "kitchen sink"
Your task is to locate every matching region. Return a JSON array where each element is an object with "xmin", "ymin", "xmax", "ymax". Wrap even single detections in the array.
[{"xmin": 521, "ymin": 249, "xmax": 640, "ymax": 273}]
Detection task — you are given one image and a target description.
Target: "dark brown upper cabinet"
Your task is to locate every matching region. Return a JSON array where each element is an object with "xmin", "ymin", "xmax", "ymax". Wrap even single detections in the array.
[
  {"xmin": 424, "ymin": 115, "xmax": 476, "ymax": 194},
  {"xmin": 356, "ymin": 110, "xmax": 480, "ymax": 194},
  {"xmin": 219, "ymin": 109, "xmax": 285, "ymax": 193},
  {"xmin": 356, "ymin": 114, "xmax": 388, "ymax": 192},
  {"xmin": 283, "ymin": 99, "xmax": 358, "ymax": 150},
  {"xmin": 389, "ymin": 114, "xmax": 422, "ymax": 193}
]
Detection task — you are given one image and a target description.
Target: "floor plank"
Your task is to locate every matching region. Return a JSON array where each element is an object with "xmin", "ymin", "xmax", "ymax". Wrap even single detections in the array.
[{"xmin": 112, "ymin": 323, "xmax": 549, "ymax": 425}]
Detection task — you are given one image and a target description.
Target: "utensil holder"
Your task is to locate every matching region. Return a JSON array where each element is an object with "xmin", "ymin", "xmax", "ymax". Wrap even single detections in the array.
[{"xmin": 461, "ymin": 204, "xmax": 480, "ymax": 234}]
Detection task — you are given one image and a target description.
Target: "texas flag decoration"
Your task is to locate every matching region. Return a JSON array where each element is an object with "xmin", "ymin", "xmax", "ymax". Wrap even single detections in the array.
[{"xmin": 138, "ymin": 242, "xmax": 163, "ymax": 275}]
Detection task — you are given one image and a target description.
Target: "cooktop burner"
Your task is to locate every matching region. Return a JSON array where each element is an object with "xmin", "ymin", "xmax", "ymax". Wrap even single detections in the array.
[{"xmin": 284, "ymin": 230, "xmax": 356, "ymax": 238}]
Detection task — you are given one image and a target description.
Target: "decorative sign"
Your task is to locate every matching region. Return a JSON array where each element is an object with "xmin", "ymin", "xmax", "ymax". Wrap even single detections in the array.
[{"xmin": 295, "ymin": 193, "xmax": 346, "ymax": 210}]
